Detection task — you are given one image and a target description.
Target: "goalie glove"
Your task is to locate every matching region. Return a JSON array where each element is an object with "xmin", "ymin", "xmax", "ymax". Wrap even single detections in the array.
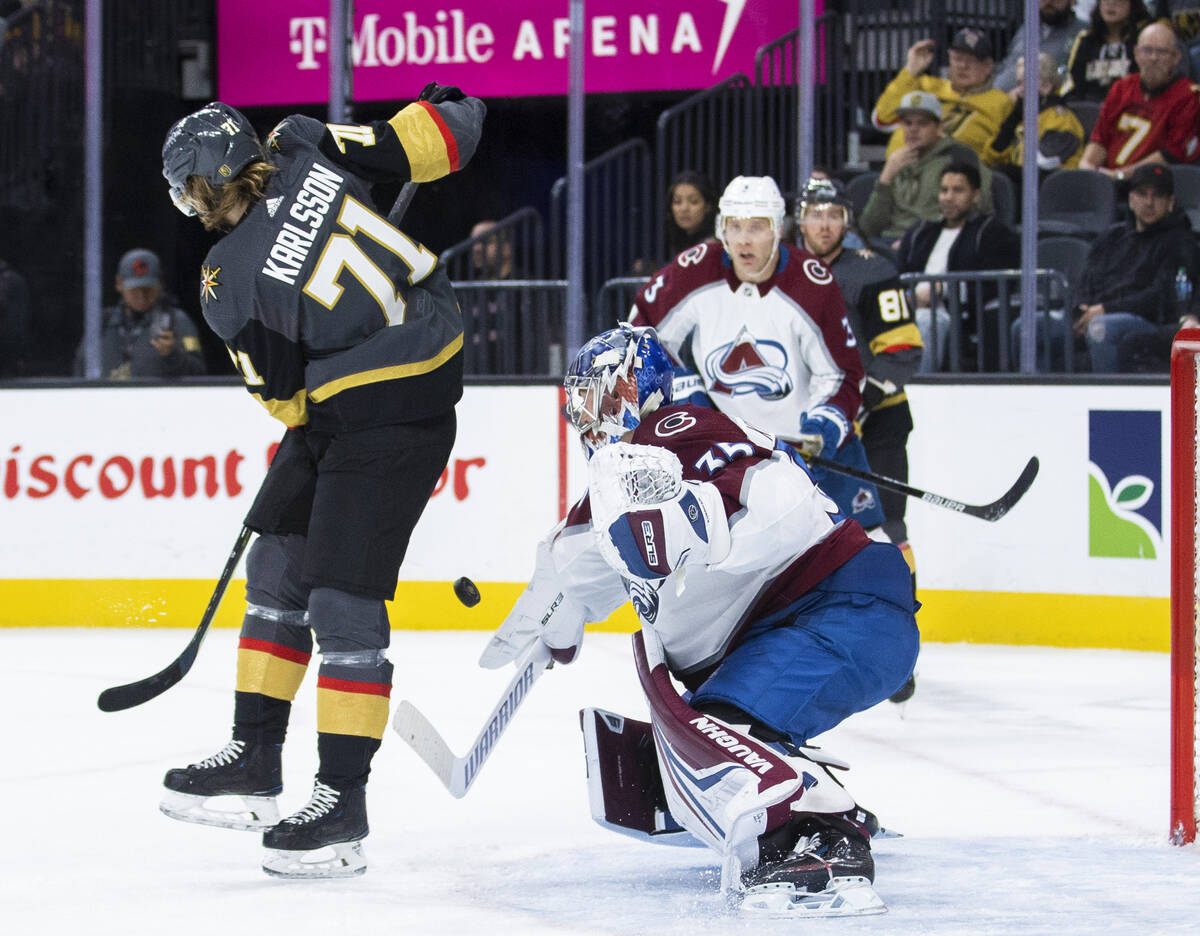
[
  {"xmin": 794, "ymin": 409, "xmax": 847, "ymax": 458},
  {"xmin": 588, "ymin": 442, "xmax": 731, "ymax": 581},
  {"xmin": 478, "ymin": 540, "xmax": 587, "ymax": 669}
]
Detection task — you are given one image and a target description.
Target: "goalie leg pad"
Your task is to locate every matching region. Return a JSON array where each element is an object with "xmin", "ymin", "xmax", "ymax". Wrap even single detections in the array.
[
  {"xmin": 632, "ymin": 631, "xmax": 858, "ymax": 893},
  {"xmin": 579, "ymin": 707, "xmax": 702, "ymax": 847}
]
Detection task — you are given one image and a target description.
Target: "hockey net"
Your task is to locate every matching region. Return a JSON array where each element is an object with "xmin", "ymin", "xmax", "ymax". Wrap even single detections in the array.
[{"xmin": 1171, "ymin": 330, "xmax": 1200, "ymax": 845}]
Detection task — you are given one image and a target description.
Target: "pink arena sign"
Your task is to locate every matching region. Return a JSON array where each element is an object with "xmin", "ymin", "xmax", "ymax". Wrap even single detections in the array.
[{"xmin": 217, "ymin": 1, "xmax": 811, "ymax": 105}]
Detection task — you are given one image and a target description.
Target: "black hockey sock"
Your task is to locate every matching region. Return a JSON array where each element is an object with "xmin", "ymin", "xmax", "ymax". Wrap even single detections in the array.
[
  {"xmin": 233, "ymin": 691, "xmax": 292, "ymax": 746},
  {"xmin": 316, "ymin": 732, "xmax": 381, "ymax": 790}
]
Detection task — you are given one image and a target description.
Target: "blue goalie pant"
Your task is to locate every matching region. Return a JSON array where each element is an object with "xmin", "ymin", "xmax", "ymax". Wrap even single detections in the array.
[
  {"xmin": 690, "ymin": 542, "xmax": 919, "ymax": 746},
  {"xmin": 809, "ymin": 435, "xmax": 886, "ymax": 530}
]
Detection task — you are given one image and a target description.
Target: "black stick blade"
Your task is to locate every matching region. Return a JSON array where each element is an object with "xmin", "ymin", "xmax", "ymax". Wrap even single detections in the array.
[
  {"xmin": 970, "ymin": 456, "xmax": 1039, "ymax": 522},
  {"xmin": 97, "ymin": 663, "xmax": 186, "ymax": 712}
]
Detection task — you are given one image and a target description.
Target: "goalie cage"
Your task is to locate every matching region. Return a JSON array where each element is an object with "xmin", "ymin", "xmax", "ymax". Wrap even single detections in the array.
[{"xmin": 1171, "ymin": 329, "xmax": 1200, "ymax": 845}]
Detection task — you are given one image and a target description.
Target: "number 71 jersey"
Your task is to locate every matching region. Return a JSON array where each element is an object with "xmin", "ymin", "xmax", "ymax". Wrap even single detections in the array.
[{"xmin": 198, "ymin": 110, "xmax": 471, "ymax": 431}]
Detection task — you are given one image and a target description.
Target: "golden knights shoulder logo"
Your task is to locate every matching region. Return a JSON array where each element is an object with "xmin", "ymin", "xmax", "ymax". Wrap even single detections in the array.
[{"xmin": 200, "ymin": 264, "xmax": 221, "ymax": 303}]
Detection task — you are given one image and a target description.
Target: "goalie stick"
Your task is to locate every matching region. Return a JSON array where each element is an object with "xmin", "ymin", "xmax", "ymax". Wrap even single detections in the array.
[
  {"xmin": 392, "ymin": 639, "xmax": 552, "ymax": 797},
  {"xmin": 98, "ymin": 180, "xmax": 424, "ymax": 714},
  {"xmin": 808, "ymin": 453, "xmax": 1040, "ymax": 523}
]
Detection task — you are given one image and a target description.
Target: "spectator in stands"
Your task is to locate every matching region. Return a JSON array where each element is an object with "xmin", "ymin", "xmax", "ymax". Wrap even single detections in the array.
[
  {"xmin": 664, "ymin": 170, "xmax": 718, "ymax": 259},
  {"xmin": 1079, "ymin": 21, "xmax": 1200, "ymax": 178},
  {"xmin": 462, "ymin": 219, "xmax": 529, "ymax": 374},
  {"xmin": 994, "ymin": 0, "xmax": 1088, "ymax": 93},
  {"xmin": 73, "ymin": 248, "xmax": 206, "ymax": 379},
  {"xmin": 0, "ymin": 254, "xmax": 32, "ymax": 378},
  {"xmin": 872, "ymin": 30, "xmax": 1012, "ymax": 161},
  {"xmin": 1060, "ymin": 0, "xmax": 1152, "ymax": 103},
  {"xmin": 897, "ymin": 162, "xmax": 1021, "ymax": 372},
  {"xmin": 1070, "ymin": 164, "xmax": 1200, "ymax": 372},
  {"xmin": 860, "ymin": 91, "xmax": 994, "ymax": 247},
  {"xmin": 985, "ymin": 53, "xmax": 1085, "ymax": 184}
]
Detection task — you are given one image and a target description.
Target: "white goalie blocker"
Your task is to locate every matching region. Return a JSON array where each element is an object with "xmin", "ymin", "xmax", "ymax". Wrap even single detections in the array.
[{"xmin": 587, "ymin": 442, "xmax": 731, "ymax": 586}]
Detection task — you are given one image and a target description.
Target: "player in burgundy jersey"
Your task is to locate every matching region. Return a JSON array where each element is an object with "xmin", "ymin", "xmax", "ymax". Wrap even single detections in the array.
[
  {"xmin": 630, "ymin": 176, "xmax": 887, "ymax": 533},
  {"xmin": 479, "ymin": 324, "xmax": 919, "ymax": 915}
]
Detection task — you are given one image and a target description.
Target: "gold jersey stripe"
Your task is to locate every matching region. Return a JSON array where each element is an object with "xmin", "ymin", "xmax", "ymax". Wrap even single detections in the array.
[
  {"xmin": 236, "ymin": 647, "xmax": 308, "ymax": 701},
  {"xmin": 252, "ymin": 387, "xmax": 309, "ymax": 427},
  {"xmin": 388, "ymin": 103, "xmax": 453, "ymax": 182},
  {"xmin": 308, "ymin": 332, "xmax": 463, "ymax": 403},
  {"xmin": 317, "ymin": 686, "xmax": 391, "ymax": 739},
  {"xmin": 869, "ymin": 322, "xmax": 924, "ymax": 356}
]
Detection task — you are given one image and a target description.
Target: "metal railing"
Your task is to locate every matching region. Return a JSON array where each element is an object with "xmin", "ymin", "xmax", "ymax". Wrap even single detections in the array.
[
  {"xmin": 753, "ymin": 13, "xmax": 845, "ymax": 184},
  {"xmin": 654, "ymin": 74, "xmax": 756, "ymax": 257},
  {"xmin": 439, "ymin": 207, "xmax": 546, "ymax": 284},
  {"xmin": 898, "ymin": 269, "xmax": 1074, "ymax": 374},
  {"xmin": 549, "ymin": 139, "xmax": 652, "ymax": 289},
  {"xmin": 451, "ymin": 280, "xmax": 568, "ymax": 376},
  {"xmin": 593, "ymin": 276, "xmax": 651, "ymax": 335}
]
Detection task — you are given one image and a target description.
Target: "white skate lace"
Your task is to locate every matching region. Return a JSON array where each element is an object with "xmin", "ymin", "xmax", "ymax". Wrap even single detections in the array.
[
  {"xmin": 283, "ymin": 781, "xmax": 340, "ymax": 825},
  {"xmin": 190, "ymin": 739, "xmax": 245, "ymax": 769}
]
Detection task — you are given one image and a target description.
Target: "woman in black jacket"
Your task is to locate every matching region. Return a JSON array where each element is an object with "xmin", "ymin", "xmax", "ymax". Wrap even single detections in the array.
[{"xmin": 1061, "ymin": 0, "xmax": 1152, "ymax": 102}]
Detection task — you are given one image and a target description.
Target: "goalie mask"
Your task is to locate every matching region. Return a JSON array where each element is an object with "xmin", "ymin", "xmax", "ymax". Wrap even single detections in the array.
[
  {"xmin": 162, "ymin": 102, "xmax": 262, "ymax": 216},
  {"xmin": 564, "ymin": 324, "xmax": 674, "ymax": 456}
]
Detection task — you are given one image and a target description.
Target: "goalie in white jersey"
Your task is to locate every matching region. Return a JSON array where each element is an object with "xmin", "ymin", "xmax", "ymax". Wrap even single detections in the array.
[{"xmin": 480, "ymin": 324, "xmax": 919, "ymax": 915}]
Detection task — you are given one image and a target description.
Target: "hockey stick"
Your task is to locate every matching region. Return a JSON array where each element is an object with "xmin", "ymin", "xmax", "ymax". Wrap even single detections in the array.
[
  {"xmin": 807, "ymin": 453, "xmax": 1040, "ymax": 522},
  {"xmin": 97, "ymin": 181, "xmax": 425, "ymax": 714},
  {"xmin": 97, "ymin": 526, "xmax": 253, "ymax": 712},
  {"xmin": 391, "ymin": 639, "xmax": 552, "ymax": 797}
]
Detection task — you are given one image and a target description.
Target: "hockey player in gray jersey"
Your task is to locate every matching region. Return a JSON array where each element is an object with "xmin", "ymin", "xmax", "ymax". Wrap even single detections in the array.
[
  {"xmin": 155, "ymin": 86, "xmax": 484, "ymax": 878},
  {"xmin": 797, "ymin": 177, "xmax": 923, "ymax": 702},
  {"xmin": 480, "ymin": 324, "xmax": 919, "ymax": 915}
]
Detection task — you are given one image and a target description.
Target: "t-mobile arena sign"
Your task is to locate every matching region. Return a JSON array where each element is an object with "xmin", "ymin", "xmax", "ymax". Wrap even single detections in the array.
[{"xmin": 217, "ymin": 0, "xmax": 810, "ymax": 105}]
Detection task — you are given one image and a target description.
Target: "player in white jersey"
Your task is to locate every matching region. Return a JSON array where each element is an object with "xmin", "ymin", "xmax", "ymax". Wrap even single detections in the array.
[
  {"xmin": 630, "ymin": 175, "xmax": 885, "ymax": 530},
  {"xmin": 479, "ymin": 324, "xmax": 919, "ymax": 915}
]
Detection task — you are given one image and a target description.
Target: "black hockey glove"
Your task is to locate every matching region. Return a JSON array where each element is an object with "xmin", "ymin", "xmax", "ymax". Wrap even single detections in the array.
[{"xmin": 418, "ymin": 82, "xmax": 466, "ymax": 104}]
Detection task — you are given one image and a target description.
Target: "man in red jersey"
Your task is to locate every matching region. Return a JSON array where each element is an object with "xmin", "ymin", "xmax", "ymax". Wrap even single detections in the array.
[{"xmin": 1080, "ymin": 21, "xmax": 1200, "ymax": 178}]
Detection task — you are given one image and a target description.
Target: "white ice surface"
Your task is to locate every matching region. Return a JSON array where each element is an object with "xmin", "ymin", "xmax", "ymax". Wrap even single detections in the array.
[{"xmin": 3, "ymin": 629, "xmax": 1198, "ymax": 935}]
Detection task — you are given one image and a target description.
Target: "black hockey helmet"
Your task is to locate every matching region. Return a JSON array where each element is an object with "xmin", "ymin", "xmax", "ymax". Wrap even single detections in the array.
[
  {"xmin": 162, "ymin": 102, "xmax": 262, "ymax": 216},
  {"xmin": 797, "ymin": 176, "xmax": 853, "ymax": 225}
]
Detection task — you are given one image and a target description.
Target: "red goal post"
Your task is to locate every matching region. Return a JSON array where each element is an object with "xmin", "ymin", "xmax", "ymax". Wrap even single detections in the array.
[{"xmin": 1171, "ymin": 328, "xmax": 1200, "ymax": 845}]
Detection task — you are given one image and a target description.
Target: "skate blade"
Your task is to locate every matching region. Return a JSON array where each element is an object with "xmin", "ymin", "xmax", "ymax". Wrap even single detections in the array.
[
  {"xmin": 262, "ymin": 842, "xmax": 367, "ymax": 880},
  {"xmin": 741, "ymin": 877, "xmax": 887, "ymax": 917},
  {"xmin": 159, "ymin": 790, "xmax": 280, "ymax": 831}
]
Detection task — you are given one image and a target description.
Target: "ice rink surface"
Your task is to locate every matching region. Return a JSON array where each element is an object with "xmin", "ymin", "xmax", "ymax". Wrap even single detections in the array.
[{"xmin": 4, "ymin": 627, "xmax": 1198, "ymax": 935}]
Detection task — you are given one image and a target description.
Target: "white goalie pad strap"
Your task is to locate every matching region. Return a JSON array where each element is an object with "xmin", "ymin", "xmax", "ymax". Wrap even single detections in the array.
[
  {"xmin": 631, "ymin": 630, "xmax": 855, "ymax": 891},
  {"xmin": 478, "ymin": 540, "xmax": 586, "ymax": 669}
]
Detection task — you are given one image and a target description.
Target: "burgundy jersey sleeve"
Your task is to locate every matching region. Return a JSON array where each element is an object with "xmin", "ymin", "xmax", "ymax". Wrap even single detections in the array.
[
  {"xmin": 629, "ymin": 240, "xmax": 728, "ymax": 334},
  {"xmin": 774, "ymin": 251, "xmax": 865, "ymax": 423}
]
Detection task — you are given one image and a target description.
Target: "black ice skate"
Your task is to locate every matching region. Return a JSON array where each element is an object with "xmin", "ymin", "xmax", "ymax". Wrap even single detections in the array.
[
  {"xmin": 261, "ymin": 780, "xmax": 368, "ymax": 879},
  {"xmin": 160, "ymin": 738, "xmax": 282, "ymax": 830},
  {"xmin": 740, "ymin": 816, "xmax": 886, "ymax": 917}
]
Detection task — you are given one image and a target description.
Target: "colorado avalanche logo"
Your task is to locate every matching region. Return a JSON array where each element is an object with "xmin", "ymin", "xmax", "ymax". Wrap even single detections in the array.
[
  {"xmin": 627, "ymin": 578, "xmax": 661, "ymax": 623},
  {"xmin": 704, "ymin": 325, "xmax": 792, "ymax": 399},
  {"xmin": 803, "ymin": 258, "xmax": 833, "ymax": 285}
]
